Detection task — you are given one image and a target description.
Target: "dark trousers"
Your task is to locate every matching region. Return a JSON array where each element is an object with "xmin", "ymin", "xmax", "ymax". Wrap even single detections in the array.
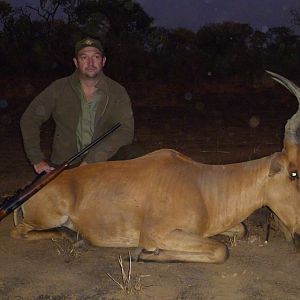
[
  {"xmin": 109, "ymin": 142, "xmax": 146, "ymax": 161},
  {"xmin": 51, "ymin": 143, "xmax": 146, "ymax": 169}
]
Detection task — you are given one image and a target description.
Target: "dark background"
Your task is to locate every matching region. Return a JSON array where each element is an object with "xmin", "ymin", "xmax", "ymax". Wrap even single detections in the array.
[
  {"xmin": 1, "ymin": 2, "xmax": 300, "ymax": 299},
  {"xmin": 1, "ymin": 0, "xmax": 300, "ymax": 83},
  {"xmin": 0, "ymin": 0, "xmax": 299, "ymax": 167},
  {"xmin": 1, "ymin": 0, "xmax": 300, "ymax": 166}
]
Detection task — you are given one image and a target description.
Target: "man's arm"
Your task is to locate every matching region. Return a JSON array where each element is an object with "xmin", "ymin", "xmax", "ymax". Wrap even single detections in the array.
[{"xmin": 20, "ymin": 82, "xmax": 56, "ymax": 167}]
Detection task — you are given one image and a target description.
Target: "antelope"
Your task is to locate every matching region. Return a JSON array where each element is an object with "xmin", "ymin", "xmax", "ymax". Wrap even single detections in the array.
[{"xmin": 11, "ymin": 71, "xmax": 300, "ymax": 263}]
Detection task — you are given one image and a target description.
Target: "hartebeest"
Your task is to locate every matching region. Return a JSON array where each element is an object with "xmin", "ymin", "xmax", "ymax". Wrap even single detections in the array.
[{"xmin": 11, "ymin": 71, "xmax": 300, "ymax": 263}]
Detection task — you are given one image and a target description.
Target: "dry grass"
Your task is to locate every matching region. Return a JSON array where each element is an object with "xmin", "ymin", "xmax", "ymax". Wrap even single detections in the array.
[
  {"xmin": 229, "ymin": 234, "xmax": 238, "ymax": 247},
  {"xmin": 107, "ymin": 251, "xmax": 149, "ymax": 295},
  {"xmin": 51, "ymin": 238, "xmax": 82, "ymax": 263}
]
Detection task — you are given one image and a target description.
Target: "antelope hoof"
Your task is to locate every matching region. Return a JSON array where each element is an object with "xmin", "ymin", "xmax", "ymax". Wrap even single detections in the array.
[{"xmin": 293, "ymin": 233, "xmax": 300, "ymax": 252}]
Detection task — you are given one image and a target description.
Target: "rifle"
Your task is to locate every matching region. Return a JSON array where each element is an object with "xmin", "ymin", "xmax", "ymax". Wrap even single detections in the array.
[{"xmin": 0, "ymin": 122, "xmax": 121, "ymax": 222}]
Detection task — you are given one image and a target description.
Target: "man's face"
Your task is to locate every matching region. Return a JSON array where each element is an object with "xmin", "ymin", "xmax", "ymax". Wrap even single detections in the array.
[{"xmin": 73, "ymin": 47, "xmax": 106, "ymax": 79}]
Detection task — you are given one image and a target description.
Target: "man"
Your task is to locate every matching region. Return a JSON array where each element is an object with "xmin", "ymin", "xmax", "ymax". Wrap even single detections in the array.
[{"xmin": 20, "ymin": 37, "xmax": 135, "ymax": 174}]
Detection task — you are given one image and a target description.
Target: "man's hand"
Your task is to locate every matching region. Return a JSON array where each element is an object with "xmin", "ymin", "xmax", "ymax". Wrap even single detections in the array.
[{"xmin": 34, "ymin": 160, "xmax": 54, "ymax": 174}]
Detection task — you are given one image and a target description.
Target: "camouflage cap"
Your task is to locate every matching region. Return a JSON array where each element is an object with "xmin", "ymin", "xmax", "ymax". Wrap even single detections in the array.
[{"xmin": 75, "ymin": 37, "xmax": 104, "ymax": 56}]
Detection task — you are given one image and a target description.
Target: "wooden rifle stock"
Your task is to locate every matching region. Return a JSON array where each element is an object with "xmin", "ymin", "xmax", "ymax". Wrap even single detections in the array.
[{"xmin": 0, "ymin": 122, "xmax": 121, "ymax": 221}]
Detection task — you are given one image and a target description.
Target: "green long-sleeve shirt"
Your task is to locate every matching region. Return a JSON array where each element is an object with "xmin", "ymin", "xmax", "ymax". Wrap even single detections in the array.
[{"xmin": 20, "ymin": 71, "xmax": 134, "ymax": 165}]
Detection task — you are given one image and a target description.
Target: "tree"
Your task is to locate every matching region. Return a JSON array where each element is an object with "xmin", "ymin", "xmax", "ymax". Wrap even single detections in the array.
[
  {"xmin": 290, "ymin": 8, "xmax": 300, "ymax": 27},
  {"xmin": 1, "ymin": 0, "xmax": 300, "ymax": 82},
  {"xmin": 55, "ymin": 0, "xmax": 154, "ymax": 81},
  {"xmin": 264, "ymin": 26, "xmax": 300, "ymax": 77},
  {"xmin": 196, "ymin": 22, "xmax": 256, "ymax": 80},
  {"xmin": 0, "ymin": 0, "xmax": 13, "ymax": 25}
]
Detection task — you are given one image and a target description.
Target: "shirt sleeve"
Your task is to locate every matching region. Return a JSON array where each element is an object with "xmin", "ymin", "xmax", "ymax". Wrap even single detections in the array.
[{"xmin": 20, "ymin": 82, "xmax": 56, "ymax": 164}]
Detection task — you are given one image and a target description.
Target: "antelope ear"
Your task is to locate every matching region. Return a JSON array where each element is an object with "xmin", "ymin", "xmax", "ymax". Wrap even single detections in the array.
[{"xmin": 268, "ymin": 155, "xmax": 282, "ymax": 177}]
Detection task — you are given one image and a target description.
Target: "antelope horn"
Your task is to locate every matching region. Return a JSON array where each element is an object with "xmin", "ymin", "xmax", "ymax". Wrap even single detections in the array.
[{"xmin": 266, "ymin": 70, "xmax": 300, "ymax": 145}]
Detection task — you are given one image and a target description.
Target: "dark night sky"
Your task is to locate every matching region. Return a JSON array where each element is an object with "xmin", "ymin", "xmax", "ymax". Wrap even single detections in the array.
[{"xmin": 10, "ymin": 0, "xmax": 300, "ymax": 33}]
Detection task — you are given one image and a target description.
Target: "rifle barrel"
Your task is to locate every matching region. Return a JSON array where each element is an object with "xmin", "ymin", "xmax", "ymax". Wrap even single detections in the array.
[
  {"xmin": 0, "ymin": 122, "xmax": 121, "ymax": 221},
  {"xmin": 66, "ymin": 122, "xmax": 121, "ymax": 164}
]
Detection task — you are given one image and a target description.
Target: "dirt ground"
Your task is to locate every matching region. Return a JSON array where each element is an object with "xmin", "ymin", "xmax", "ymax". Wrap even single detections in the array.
[{"xmin": 0, "ymin": 81, "xmax": 300, "ymax": 299}]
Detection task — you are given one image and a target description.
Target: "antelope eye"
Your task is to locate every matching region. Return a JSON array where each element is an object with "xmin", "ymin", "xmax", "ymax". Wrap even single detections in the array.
[{"xmin": 289, "ymin": 171, "xmax": 299, "ymax": 180}]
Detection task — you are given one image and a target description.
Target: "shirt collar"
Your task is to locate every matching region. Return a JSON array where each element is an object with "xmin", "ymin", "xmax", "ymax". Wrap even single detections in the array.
[{"xmin": 70, "ymin": 70, "xmax": 108, "ymax": 94}]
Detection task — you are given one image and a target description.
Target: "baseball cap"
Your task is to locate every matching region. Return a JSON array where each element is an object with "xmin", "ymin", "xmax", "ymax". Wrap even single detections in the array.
[{"xmin": 75, "ymin": 37, "xmax": 104, "ymax": 56}]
